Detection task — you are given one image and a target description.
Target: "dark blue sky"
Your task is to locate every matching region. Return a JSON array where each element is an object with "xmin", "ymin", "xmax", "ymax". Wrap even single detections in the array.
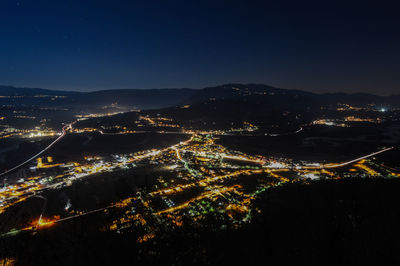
[{"xmin": 0, "ymin": 0, "xmax": 399, "ymax": 94}]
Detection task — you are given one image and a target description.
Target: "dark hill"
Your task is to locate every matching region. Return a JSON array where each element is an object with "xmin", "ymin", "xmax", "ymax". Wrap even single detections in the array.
[
  {"xmin": 0, "ymin": 85, "xmax": 78, "ymax": 96},
  {"xmin": 184, "ymin": 84, "xmax": 400, "ymax": 107},
  {"xmin": 1, "ymin": 84, "xmax": 398, "ymax": 112},
  {"xmin": 84, "ymin": 88, "xmax": 195, "ymax": 108},
  {"xmin": 0, "ymin": 86, "xmax": 197, "ymax": 109}
]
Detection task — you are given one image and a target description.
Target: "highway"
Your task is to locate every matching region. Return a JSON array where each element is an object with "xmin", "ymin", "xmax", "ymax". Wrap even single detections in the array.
[
  {"xmin": 0, "ymin": 123, "xmax": 73, "ymax": 177},
  {"xmin": 52, "ymin": 206, "xmax": 108, "ymax": 224},
  {"xmin": 323, "ymin": 146, "xmax": 395, "ymax": 168},
  {"xmin": 300, "ymin": 146, "xmax": 395, "ymax": 170}
]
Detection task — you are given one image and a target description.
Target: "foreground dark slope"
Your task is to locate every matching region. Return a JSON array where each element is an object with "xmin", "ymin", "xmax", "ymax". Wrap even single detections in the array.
[{"xmin": 2, "ymin": 179, "xmax": 400, "ymax": 266}]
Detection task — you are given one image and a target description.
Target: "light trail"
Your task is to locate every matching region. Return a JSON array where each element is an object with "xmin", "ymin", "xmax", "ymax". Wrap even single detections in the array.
[
  {"xmin": 53, "ymin": 207, "xmax": 108, "ymax": 224},
  {"xmin": 323, "ymin": 147, "xmax": 394, "ymax": 168},
  {"xmin": 265, "ymin": 126, "xmax": 304, "ymax": 137},
  {"xmin": 0, "ymin": 123, "xmax": 74, "ymax": 177},
  {"xmin": 25, "ymin": 195, "xmax": 48, "ymax": 224},
  {"xmin": 300, "ymin": 147, "xmax": 395, "ymax": 169}
]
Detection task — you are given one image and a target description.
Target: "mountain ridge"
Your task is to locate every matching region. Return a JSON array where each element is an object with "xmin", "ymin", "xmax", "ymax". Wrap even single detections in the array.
[
  {"xmin": 1, "ymin": 83, "xmax": 398, "ymax": 97},
  {"xmin": 0, "ymin": 84, "xmax": 399, "ymax": 109}
]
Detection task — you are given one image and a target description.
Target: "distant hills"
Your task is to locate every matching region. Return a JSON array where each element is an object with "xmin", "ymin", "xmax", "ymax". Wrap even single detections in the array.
[
  {"xmin": 0, "ymin": 84, "xmax": 399, "ymax": 110},
  {"xmin": 0, "ymin": 85, "xmax": 80, "ymax": 96},
  {"xmin": 184, "ymin": 84, "xmax": 400, "ymax": 107},
  {"xmin": 158, "ymin": 84, "xmax": 400, "ymax": 130},
  {"xmin": 0, "ymin": 86, "xmax": 196, "ymax": 109}
]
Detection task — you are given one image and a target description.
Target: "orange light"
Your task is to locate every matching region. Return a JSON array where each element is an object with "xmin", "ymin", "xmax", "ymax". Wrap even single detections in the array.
[{"xmin": 37, "ymin": 217, "xmax": 55, "ymax": 227}]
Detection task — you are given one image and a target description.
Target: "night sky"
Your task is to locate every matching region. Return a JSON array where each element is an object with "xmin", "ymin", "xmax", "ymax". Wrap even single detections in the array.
[{"xmin": 0, "ymin": 1, "xmax": 399, "ymax": 94}]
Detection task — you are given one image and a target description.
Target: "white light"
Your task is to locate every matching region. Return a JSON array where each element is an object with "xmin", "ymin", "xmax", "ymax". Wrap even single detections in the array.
[
  {"xmin": 266, "ymin": 162, "xmax": 286, "ymax": 168},
  {"xmin": 380, "ymin": 108, "xmax": 386, "ymax": 112},
  {"xmin": 304, "ymin": 173, "xmax": 319, "ymax": 180}
]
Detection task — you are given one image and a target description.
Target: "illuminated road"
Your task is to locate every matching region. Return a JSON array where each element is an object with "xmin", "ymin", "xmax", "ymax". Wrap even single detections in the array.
[
  {"xmin": 0, "ymin": 129, "xmax": 398, "ymax": 238},
  {"xmin": 323, "ymin": 147, "xmax": 395, "ymax": 168},
  {"xmin": 53, "ymin": 207, "xmax": 108, "ymax": 224},
  {"xmin": 265, "ymin": 126, "xmax": 304, "ymax": 137},
  {"xmin": 300, "ymin": 146, "xmax": 395, "ymax": 170},
  {"xmin": 176, "ymin": 148, "xmax": 264, "ymax": 165},
  {"xmin": 0, "ymin": 123, "xmax": 74, "ymax": 177}
]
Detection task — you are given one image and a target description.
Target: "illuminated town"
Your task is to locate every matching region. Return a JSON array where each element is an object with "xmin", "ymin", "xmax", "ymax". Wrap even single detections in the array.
[
  {"xmin": 0, "ymin": 88, "xmax": 399, "ymax": 266},
  {"xmin": 0, "ymin": 1, "xmax": 399, "ymax": 263},
  {"xmin": 0, "ymin": 112, "xmax": 398, "ymax": 248}
]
